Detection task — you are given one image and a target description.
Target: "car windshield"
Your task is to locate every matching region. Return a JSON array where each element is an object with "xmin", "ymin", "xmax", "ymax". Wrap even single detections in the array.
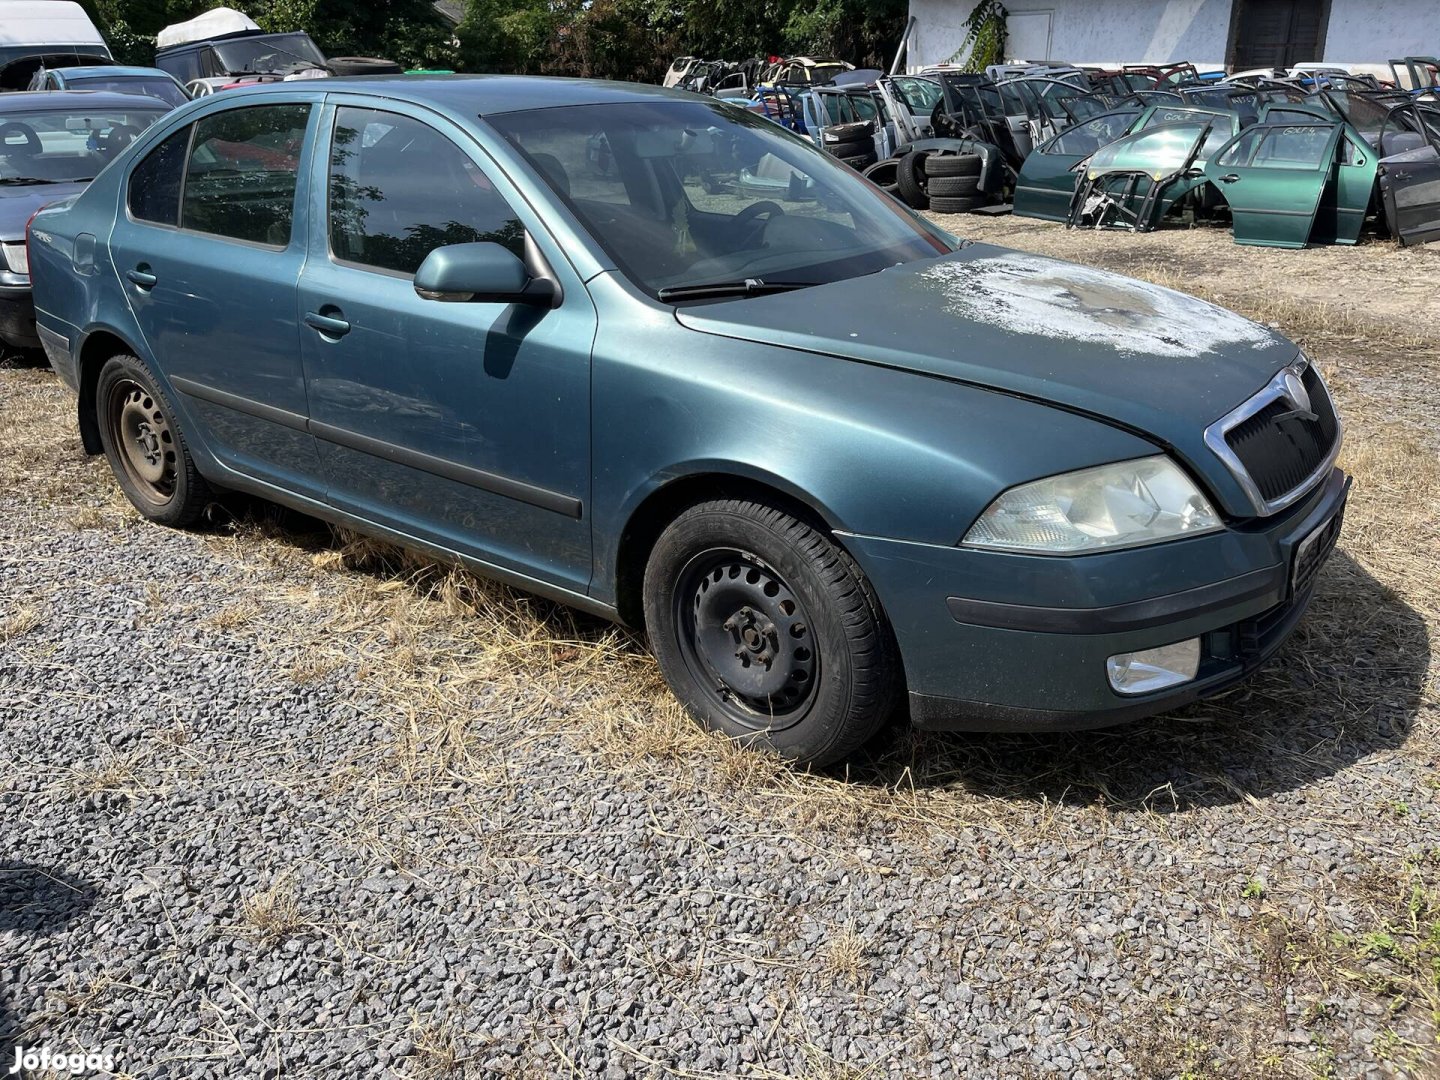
[
  {"xmin": 69, "ymin": 75, "xmax": 188, "ymax": 108},
  {"xmin": 213, "ymin": 33, "xmax": 326, "ymax": 75},
  {"xmin": 489, "ymin": 99, "xmax": 952, "ymax": 300},
  {"xmin": 808, "ymin": 63, "xmax": 849, "ymax": 84},
  {"xmin": 0, "ymin": 106, "xmax": 165, "ymax": 182}
]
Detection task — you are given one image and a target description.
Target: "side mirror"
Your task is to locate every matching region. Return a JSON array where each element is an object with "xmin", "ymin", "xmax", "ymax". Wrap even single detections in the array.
[{"xmin": 413, "ymin": 242, "xmax": 557, "ymax": 307}]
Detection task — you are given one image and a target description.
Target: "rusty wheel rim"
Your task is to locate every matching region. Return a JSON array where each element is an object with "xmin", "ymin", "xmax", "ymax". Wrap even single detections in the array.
[{"xmin": 106, "ymin": 378, "xmax": 177, "ymax": 506}]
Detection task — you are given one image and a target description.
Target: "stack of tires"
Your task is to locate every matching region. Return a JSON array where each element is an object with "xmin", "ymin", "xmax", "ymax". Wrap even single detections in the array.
[
  {"xmin": 880, "ymin": 149, "xmax": 986, "ymax": 213},
  {"xmin": 820, "ymin": 121, "xmax": 876, "ymax": 172}
]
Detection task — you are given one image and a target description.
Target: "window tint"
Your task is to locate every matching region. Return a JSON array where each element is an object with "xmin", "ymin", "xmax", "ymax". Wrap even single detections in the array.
[
  {"xmin": 328, "ymin": 107, "xmax": 525, "ymax": 276},
  {"xmin": 1252, "ymin": 125, "xmax": 1333, "ymax": 168},
  {"xmin": 1047, "ymin": 111, "xmax": 1139, "ymax": 155},
  {"xmin": 1214, "ymin": 128, "xmax": 1261, "ymax": 167},
  {"xmin": 181, "ymin": 104, "xmax": 310, "ymax": 245},
  {"xmin": 128, "ymin": 124, "xmax": 191, "ymax": 225}
]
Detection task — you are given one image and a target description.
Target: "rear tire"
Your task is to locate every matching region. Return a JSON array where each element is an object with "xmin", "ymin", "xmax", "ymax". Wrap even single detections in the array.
[
  {"xmin": 643, "ymin": 499, "xmax": 901, "ymax": 767},
  {"xmin": 928, "ymin": 174, "xmax": 981, "ymax": 198},
  {"xmin": 826, "ymin": 137, "xmax": 872, "ymax": 158},
  {"xmin": 95, "ymin": 354, "xmax": 213, "ymax": 528},
  {"xmin": 928, "ymin": 194, "xmax": 988, "ymax": 214},
  {"xmin": 926, "ymin": 153, "xmax": 982, "ymax": 178},
  {"xmin": 821, "ymin": 121, "xmax": 872, "ymax": 144},
  {"xmin": 895, "ymin": 151, "xmax": 930, "ymax": 209}
]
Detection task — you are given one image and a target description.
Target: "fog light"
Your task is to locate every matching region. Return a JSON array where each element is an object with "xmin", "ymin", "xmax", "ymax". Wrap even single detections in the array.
[{"xmin": 1106, "ymin": 638, "xmax": 1201, "ymax": 695}]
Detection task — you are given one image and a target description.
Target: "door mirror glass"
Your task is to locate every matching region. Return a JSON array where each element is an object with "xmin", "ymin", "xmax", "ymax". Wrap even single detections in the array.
[{"xmin": 414, "ymin": 242, "xmax": 546, "ymax": 304}]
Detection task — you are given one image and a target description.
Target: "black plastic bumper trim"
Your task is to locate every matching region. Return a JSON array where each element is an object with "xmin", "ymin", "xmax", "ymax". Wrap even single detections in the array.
[{"xmin": 946, "ymin": 564, "xmax": 1286, "ymax": 635}]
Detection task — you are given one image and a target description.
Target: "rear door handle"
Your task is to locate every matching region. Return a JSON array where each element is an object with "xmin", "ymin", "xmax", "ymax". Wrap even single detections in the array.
[
  {"xmin": 126, "ymin": 267, "xmax": 157, "ymax": 288},
  {"xmin": 304, "ymin": 310, "xmax": 351, "ymax": 337},
  {"xmin": 1219, "ymin": 173, "xmax": 1241, "ymax": 183}
]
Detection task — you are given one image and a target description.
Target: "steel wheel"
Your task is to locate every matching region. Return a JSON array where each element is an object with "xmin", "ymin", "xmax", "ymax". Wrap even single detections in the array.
[
  {"xmin": 104, "ymin": 378, "xmax": 177, "ymax": 507},
  {"xmin": 673, "ymin": 547, "xmax": 820, "ymax": 731}
]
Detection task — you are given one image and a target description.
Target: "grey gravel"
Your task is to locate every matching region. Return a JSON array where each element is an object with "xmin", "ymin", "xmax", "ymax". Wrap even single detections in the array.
[{"xmin": 3, "ymin": 252, "xmax": 1439, "ymax": 1080}]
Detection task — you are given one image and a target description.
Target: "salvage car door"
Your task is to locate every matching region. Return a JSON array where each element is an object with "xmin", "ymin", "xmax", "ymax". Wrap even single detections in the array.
[
  {"xmin": 1379, "ymin": 133, "xmax": 1440, "ymax": 246},
  {"xmin": 296, "ymin": 100, "xmax": 595, "ymax": 592},
  {"xmin": 108, "ymin": 98, "xmax": 325, "ymax": 498},
  {"xmin": 1204, "ymin": 123, "xmax": 1343, "ymax": 247},
  {"xmin": 1013, "ymin": 107, "xmax": 1141, "ymax": 220}
]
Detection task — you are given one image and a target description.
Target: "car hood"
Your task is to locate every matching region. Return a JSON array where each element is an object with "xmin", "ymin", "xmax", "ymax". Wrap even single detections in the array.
[
  {"xmin": 0, "ymin": 182, "xmax": 89, "ymax": 242},
  {"xmin": 674, "ymin": 244, "xmax": 1297, "ymax": 442}
]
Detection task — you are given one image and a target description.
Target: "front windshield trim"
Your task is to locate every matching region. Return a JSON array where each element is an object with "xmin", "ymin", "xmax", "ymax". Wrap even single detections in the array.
[{"xmin": 485, "ymin": 99, "xmax": 952, "ymax": 304}]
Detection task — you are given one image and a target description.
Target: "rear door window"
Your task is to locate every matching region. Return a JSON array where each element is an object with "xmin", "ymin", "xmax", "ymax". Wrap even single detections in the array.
[{"xmin": 180, "ymin": 104, "xmax": 311, "ymax": 246}]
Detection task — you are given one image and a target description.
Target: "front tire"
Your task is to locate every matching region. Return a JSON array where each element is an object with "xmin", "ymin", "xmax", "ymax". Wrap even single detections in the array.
[
  {"xmin": 643, "ymin": 499, "xmax": 901, "ymax": 767},
  {"xmin": 95, "ymin": 354, "xmax": 213, "ymax": 528}
]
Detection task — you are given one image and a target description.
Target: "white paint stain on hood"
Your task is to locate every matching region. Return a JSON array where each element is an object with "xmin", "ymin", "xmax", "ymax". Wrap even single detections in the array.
[{"xmin": 917, "ymin": 253, "xmax": 1278, "ymax": 358}]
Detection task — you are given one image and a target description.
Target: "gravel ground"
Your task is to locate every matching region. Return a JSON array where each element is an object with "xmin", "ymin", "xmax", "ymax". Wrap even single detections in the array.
[{"xmin": 2, "ymin": 220, "xmax": 1438, "ymax": 1079}]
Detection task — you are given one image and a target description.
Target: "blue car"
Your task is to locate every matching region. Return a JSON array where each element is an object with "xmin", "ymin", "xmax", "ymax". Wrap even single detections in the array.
[
  {"xmin": 0, "ymin": 91, "xmax": 170, "ymax": 351},
  {"xmin": 29, "ymin": 77, "xmax": 1348, "ymax": 765},
  {"xmin": 27, "ymin": 64, "xmax": 191, "ymax": 109}
]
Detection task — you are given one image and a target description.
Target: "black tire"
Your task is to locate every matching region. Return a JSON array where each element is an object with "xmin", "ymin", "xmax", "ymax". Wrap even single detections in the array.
[
  {"xmin": 895, "ymin": 151, "xmax": 929, "ymax": 209},
  {"xmin": 926, "ymin": 153, "xmax": 982, "ymax": 178},
  {"xmin": 326, "ymin": 56, "xmax": 404, "ymax": 76},
  {"xmin": 862, "ymin": 159, "xmax": 900, "ymax": 194},
  {"xmin": 837, "ymin": 152, "xmax": 875, "ymax": 171},
  {"xmin": 820, "ymin": 121, "xmax": 872, "ymax": 144},
  {"xmin": 927, "ymin": 174, "xmax": 982, "ymax": 198},
  {"xmin": 95, "ymin": 354, "xmax": 213, "ymax": 528},
  {"xmin": 643, "ymin": 499, "xmax": 901, "ymax": 767},
  {"xmin": 826, "ymin": 137, "xmax": 872, "ymax": 158},
  {"xmin": 928, "ymin": 194, "xmax": 988, "ymax": 214}
]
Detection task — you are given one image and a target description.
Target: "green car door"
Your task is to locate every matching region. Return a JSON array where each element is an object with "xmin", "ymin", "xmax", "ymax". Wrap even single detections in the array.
[
  {"xmin": 1013, "ymin": 107, "xmax": 1141, "ymax": 220},
  {"xmin": 1205, "ymin": 122, "xmax": 1374, "ymax": 247}
]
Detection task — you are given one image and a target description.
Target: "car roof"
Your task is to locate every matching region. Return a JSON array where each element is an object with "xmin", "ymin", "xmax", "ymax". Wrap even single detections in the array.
[
  {"xmin": 58, "ymin": 65, "xmax": 175, "ymax": 80},
  {"xmin": 0, "ymin": 89, "xmax": 172, "ymax": 111},
  {"xmin": 220, "ymin": 74, "xmax": 704, "ymax": 115}
]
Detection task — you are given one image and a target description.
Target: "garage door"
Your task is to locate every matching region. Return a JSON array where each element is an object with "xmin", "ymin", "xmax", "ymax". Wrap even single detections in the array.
[{"xmin": 1231, "ymin": 0, "xmax": 1323, "ymax": 70}]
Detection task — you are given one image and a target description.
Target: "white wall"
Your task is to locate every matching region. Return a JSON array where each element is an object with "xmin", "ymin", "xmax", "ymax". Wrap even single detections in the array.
[
  {"xmin": 907, "ymin": 0, "xmax": 1234, "ymax": 70},
  {"xmin": 1323, "ymin": 0, "xmax": 1440, "ymax": 67}
]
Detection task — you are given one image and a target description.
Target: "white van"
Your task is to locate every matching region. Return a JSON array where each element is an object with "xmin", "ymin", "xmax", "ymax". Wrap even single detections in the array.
[{"xmin": 0, "ymin": 1, "xmax": 112, "ymax": 91}]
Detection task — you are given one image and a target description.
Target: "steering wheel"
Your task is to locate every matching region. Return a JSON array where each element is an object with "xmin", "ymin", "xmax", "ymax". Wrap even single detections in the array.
[
  {"xmin": 100, "ymin": 124, "xmax": 141, "ymax": 158},
  {"xmin": 0, "ymin": 122, "xmax": 42, "ymax": 159},
  {"xmin": 734, "ymin": 200, "xmax": 786, "ymax": 246}
]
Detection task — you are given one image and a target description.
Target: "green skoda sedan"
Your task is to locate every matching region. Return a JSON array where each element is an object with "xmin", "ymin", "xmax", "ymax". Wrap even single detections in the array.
[{"xmin": 28, "ymin": 77, "xmax": 1347, "ymax": 764}]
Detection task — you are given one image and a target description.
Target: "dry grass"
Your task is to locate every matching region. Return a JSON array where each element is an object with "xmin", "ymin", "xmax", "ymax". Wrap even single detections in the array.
[
  {"xmin": 0, "ymin": 603, "xmax": 42, "ymax": 643},
  {"xmin": 238, "ymin": 880, "xmax": 307, "ymax": 945}
]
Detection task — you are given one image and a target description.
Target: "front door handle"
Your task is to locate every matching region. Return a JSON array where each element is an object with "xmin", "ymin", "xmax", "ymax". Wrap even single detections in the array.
[
  {"xmin": 304, "ymin": 310, "xmax": 351, "ymax": 337},
  {"xmin": 1219, "ymin": 173, "xmax": 1241, "ymax": 184},
  {"xmin": 126, "ymin": 267, "xmax": 157, "ymax": 288}
]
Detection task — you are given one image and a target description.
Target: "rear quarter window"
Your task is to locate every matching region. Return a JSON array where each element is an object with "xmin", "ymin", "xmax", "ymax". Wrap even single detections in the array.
[{"xmin": 128, "ymin": 124, "xmax": 192, "ymax": 225}]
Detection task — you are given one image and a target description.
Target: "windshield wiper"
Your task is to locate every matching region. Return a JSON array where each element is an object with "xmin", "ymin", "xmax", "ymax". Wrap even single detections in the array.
[
  {"xmin": 0, "ymin": 176, "xmax": 73, "ymax": 185},
  {"xmin": 656, "ymin": 278, "xmax": 816, "ymax": 302}
]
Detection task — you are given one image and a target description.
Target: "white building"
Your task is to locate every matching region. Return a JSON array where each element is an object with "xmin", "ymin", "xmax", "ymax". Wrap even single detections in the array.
[{"xmin": 905, "ymin": 0, "xmax": 1440, "ymax": 73}]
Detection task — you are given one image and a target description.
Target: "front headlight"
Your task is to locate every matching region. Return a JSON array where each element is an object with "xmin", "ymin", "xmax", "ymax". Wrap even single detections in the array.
[{"xmin": 962, "ymin": 455, "xmax": 1222, "ymax": 554}]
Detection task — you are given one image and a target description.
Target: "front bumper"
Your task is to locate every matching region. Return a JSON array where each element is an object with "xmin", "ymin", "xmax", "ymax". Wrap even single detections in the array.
[
  {"xmin": 0, "ymin": 278, "xmax": 39, "ymax": 349},
  {"xmin": 841, "ymin": 467, "xmax": 1349, "ymax": 731}
]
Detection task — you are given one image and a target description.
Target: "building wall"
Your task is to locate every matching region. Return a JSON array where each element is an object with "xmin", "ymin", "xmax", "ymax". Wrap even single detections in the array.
[
  {"xmin": 1322, "ymin": 0, "xmax": 1440, "ymax": 66},
  {"xmin": 907, "ymin": 0, "xmax": 1235, "ymax": 69}
]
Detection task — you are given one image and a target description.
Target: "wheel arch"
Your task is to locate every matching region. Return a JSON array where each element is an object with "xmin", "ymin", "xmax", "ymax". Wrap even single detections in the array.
[
  {"xmin": 75, "ymin": 326, "xmax": 148, "ymax": 455},
  {"xmin": 611, "ymin": 466, "xmax": 850, "ymax": 632}
]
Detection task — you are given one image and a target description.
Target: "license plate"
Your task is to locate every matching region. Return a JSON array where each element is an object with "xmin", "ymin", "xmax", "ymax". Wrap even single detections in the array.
[{"xmin": 1291, "ymin": 502, "xmax": 1344, "ymax": 596}]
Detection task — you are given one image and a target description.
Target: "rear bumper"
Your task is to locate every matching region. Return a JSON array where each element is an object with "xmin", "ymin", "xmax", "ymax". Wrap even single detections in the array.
[{"xmin": 842, "ymin": 468, "xmax": 1349, "ymax": 731}]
